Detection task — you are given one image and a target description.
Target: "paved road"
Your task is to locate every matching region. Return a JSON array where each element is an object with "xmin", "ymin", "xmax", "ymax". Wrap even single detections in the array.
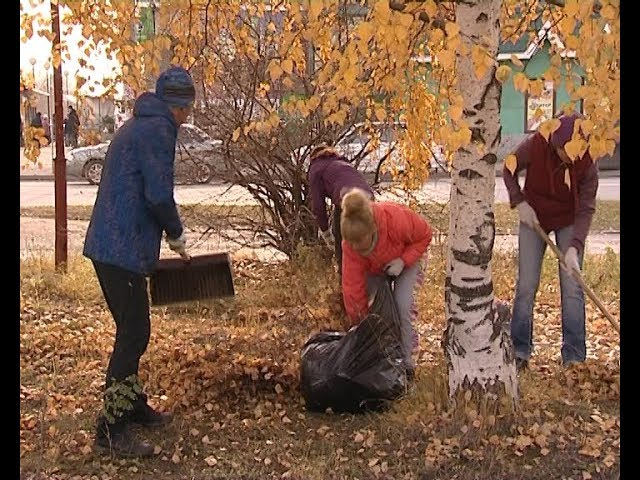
[{"xmin": 20, "ymin": 176, "xmax": 621, "ymax": 208}]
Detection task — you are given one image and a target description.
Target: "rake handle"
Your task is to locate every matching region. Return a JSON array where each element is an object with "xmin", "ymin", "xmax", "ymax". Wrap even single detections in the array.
[{"xmin": 532, "ymin": 223, "xmax": 620, "ymax": 334}]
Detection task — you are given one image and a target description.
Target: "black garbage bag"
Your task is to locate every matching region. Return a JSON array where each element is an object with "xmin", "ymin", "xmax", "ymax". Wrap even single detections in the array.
[{"xmin": 300, "ymin": 279, "xmax": 408, "ymax": 413}]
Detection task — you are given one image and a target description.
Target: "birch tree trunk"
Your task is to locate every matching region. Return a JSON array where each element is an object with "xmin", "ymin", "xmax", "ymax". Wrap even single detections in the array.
[{"xmin": 443, "ymin": 0, "xmax": 518, "ymax": 406}]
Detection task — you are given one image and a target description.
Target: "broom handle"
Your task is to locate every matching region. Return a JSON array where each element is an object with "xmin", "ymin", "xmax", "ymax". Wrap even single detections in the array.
[{"xmin": 532, "ymin": 223, "xmax": 620, "ymax": 334}]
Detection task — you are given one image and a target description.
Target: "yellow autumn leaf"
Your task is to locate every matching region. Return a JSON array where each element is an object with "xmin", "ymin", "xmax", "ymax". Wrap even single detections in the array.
[
  {"xmin": 297, "ymin": 99, "xmax": 310, "ymax": 117},
  {"xmin": 282, "ymin": 77, "xmax": 294, "ymax": 89},
  {"xmin": 505, "ymin": 154, "xmax": 517, "ymax": 175},
  {"xmin": 375, "ymin": 108, "xmax": 386, "ymax": 122},
  {"xmin": 564, "ymin": 169, "xmax": 571, "ymax": 189},
  {"xmin": 430, "ymin": 28, "xmax": 444, "ymax": 46},
  {"xmin": 451, "ymin": 126, "xmax": 472, "ymax": 150},
  {"xmin": 268, "ymin": 112, "xmax": 280, "ymax": 128},
  {"xmin": 281, "ymin": 58, "xmax": 293, "ymax": 75},
  {"xmin": 513, "ymin": 73, "xmax": 529, "ymax": 93},
  {"xmin": 538, "ymin": 119, "xmax": 562, "ymax": 141},
  {"xmin": 564, "ymin": 138, "xmax": 587, "ymax": 160},
  {"xmin": 495, "ymin": 65, "xmax": 512, "ymax": 83},
  {"xmin": 308, "ymin": 0, "xmax": 323, "ymax": 20},
  {"xmin": 398, "ymin": 12, "xmax": 413, "ymax": 28},
  {"xmin": 343, "ymin": 65, "xmax": 357, "ymax": 84},
  {"xmin": 232, "ymin": 128, "xmax": 241, "ymax": 142},
  {"xmin": 564, "ymin": 0, "xmax": 579, "ymax": 17},
  {"xmin": 510, "ymin": 54, "xmax": 524, "ymax": 69},
  {"xmin": 269, "ymin": 63, "xmax": 283, "ymax": 82},
  {"xmin": 437, "ymin": 49, "xmax": 456, "ymax": 70},
  {"xmin": 472, "ymin": 45, "xmax": 489, "ymax": 79},
  {"xmin": 373, "ymin": 0, "xmax": 391, "ymax": 23},
  {"xmin": 559, "ymin": 17, "xmax": 576, "ymax": 38},
  {"xmin": 307, "ymin": 95, "xmax": 321, "ymax": 112},
  {"xmin": 357, "ymin": 21, "xmax": 375, "ymax": 43},
  {"xmin": 445, "ymin": 22, "xmax": 460, "ymax": 38},
  {"xmin": 601, "ymin": 4, "xmax": 617, "ymax": 21},
  {"xmin": 562, "ymin": 103, "xmax": 577, "ymax": 117},
  {"xmin": 528, "ymin": 79, "xmax": 544, "ymax": 97},
  {"xmin": 423, "ymin": 0, "xmax": 438, "ymax": 18},
  {"xmin": 565, "ymin": 35, "xmax": 579, "ymax": 51},
  {"xmin": 449, "ymin": 105, "xmax": 463, "ymax": 122}
]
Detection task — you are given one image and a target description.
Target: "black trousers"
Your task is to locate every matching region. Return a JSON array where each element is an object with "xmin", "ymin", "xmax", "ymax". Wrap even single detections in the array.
[{"xmin": 92, "ymin": 261, "xmax": 150, "ymax": 431}]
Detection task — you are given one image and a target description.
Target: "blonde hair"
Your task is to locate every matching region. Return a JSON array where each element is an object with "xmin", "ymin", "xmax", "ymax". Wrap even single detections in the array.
[{"xmin": 340, "ymin": 188, "xmax": 375, "ymax": 244}]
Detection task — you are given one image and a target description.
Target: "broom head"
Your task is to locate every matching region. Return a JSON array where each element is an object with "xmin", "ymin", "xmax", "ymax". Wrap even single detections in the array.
[{"xmin": 150, "ymin": 253, "xmax": 235, "ymax": 306}]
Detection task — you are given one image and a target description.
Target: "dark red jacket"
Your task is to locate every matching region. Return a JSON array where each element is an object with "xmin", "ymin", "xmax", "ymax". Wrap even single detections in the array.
[
  {"xmin": 308, "ymin": 148, "xmax": 373, "ymax": 232},
  {"xmin": 503, "ymin": 130, "xmax": 599, "ymax": 252}
]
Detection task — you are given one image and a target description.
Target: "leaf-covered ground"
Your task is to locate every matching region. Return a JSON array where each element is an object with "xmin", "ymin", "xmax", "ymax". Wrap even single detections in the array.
[
  {"xmin": 20, "ymin": 247, "xmax": 620, "ymax": 480},
  {"xmin": 19, "ymin": 200, "xmax": 621, "ymax": 235}
]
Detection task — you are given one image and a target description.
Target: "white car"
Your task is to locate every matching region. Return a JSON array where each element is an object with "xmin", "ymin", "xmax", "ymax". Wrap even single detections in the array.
[
  {"xmin": 328, "ymin": 122, "xmax": 448, "ymax": 178},
  {"xmin": 66, "ymin": 123, "xmax": 224, "ymax": 185}
]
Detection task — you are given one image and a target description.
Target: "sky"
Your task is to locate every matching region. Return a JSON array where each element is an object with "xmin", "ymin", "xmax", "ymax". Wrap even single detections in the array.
[{"xmin": 20, "ymin": 0, "xmax": 122, "ymax": 97}]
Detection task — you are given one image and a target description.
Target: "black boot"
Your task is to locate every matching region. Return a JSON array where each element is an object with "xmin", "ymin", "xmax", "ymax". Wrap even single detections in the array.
[
  {"xmin": 515, "ymin": 357, "xmax": 529, "ymax": 373},
  {"xmin": 94, "ymin": 418, "xmax": 154, "ymax": 458},
  {"xmin": 130, "ymin": 402, "xmax": 173, "ymax": 428}
]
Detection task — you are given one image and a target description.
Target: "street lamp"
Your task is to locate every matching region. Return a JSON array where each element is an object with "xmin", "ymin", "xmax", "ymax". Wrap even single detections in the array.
[
  {"xmin": 44, "ymin": 60, "xmax": 52, "ymax": 147},
  {"xmin": 29, "ymin": 57, "xmax": 37, "ymax": 87},
  {"xmin": 151, "ymin": 0, "xmax": 157, "ymax": 36}
]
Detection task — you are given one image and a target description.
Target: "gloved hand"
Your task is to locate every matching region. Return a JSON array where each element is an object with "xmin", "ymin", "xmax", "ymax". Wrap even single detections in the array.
[
  {"xmin": 564, "ymin": 246, "xmax": 580, "ymax": 274},
  {"xmin": 516, "ymin": 201, "xmax": 539, "ymax": 228},
  {"xmin": 166, "ymin": 232, "xmax": 187, "ymax": 255},
  {"xmin": 320, "ymin": 229, "xmax": 335, "ymax": 248},
  {"xmin": 384, "ymin": 258, "xmax": 405, "ymax": 277}
]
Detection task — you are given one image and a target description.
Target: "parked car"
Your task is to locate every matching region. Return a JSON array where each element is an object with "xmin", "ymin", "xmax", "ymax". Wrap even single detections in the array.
[
  {"xmin": 66, "ymin": 123, "xmax": 223, "ymax": 185},
  {"xmin": 332, "ymin": 122, "xmax": 446, "ymax": 178}
]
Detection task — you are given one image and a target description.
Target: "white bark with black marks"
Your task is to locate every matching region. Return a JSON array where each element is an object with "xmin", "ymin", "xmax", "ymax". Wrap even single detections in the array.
[{"xmin": 444, "ymin": 0, "xmax": 518, "ymax": 404}]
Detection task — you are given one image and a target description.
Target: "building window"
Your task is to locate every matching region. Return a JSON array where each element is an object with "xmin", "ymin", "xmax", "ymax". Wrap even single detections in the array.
[{"xmin": 524, "ymin": 80, "xmax": 555, "ymax": 132}]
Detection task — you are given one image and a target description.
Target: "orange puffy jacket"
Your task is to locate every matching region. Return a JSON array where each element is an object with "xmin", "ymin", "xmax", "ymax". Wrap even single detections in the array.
[{"xmin": 341, "ymin": 202, "xmax": 432, "ymax": 325}]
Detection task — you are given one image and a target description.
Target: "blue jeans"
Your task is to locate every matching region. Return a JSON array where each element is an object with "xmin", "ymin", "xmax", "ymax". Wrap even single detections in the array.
[{"xmin": 511, "ymin": 223, "xmax": 586, "ymax": 364}]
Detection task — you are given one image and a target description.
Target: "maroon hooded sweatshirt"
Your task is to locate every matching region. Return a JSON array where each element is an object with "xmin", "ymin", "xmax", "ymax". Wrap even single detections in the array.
[
  {"xmin": 503, "ymin": 114, "xmax": 599, "ymax": 253},
  {"xmin": 308, "ymin": 148, "xmax": 373, "ymax": 232}
]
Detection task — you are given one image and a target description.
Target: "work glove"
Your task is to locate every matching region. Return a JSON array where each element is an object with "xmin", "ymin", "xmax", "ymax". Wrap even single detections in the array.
[
  {"xmin": 166, "ymin": 232, "xmax": 187, "ymax": 255},
  {"xmin": 384, "ymin": 258, "xmax": 405, "ymax": 277},
  {"xmin": 516, "ymin": 201, "xmax": 539, "ymax": 228},
  {"xmin": 563, "ymin": 246, "xmax": 580, "ymax": 275},
  {"xmin": 320, "ymin": 229, "xmax": 335, "ymax": 248}
]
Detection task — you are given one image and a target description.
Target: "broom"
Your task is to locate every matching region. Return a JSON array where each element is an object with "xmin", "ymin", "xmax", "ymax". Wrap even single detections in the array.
[
  {"xmin": 149, "ymin": 250, "xmax": 235, "ymax": 306},
  {"xmin": 532, "ymin": 223, "xmax": 620, "ymax": 334}
]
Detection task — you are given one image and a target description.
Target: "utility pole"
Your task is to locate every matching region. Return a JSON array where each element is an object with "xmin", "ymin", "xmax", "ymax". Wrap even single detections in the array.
[{"xmin": 51, "ymin": 0, "xmax": 67, "ymax": 271}]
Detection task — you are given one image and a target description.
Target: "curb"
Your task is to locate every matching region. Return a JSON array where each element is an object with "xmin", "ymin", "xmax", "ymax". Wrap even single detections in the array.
[{"xmin": 20, "ymin": 175, "xmax": 56, "ymax": 181}]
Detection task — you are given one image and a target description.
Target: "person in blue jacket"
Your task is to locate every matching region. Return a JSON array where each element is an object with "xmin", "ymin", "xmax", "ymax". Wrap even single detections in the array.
[{"xmin": 83, "ymin": 66, "xmax": 195, "ymax": 457}]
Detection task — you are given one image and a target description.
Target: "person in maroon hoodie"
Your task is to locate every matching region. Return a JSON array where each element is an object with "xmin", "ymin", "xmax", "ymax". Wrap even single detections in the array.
[
  {"xmin": 503, "ymin": 113, "xmax": 599, "ymax": 371},
  {"xmin": 308, "ymin": 145, "xmax": 374, "ymax": 274}
]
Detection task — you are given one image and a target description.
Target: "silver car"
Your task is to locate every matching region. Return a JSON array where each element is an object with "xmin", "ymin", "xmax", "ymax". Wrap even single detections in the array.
[{"xmin": 66, "ymin": 123, "xmax": 224, "ymax": 185}]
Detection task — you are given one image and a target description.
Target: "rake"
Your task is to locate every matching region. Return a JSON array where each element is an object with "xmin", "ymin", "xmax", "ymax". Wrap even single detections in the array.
[
  {"xmin": 149, "ymin": 250, "xmax": 235, "ymax": 306},
  {"xmin": 533, "ymin": 223, "xmax": 619, "ymax": 334}
]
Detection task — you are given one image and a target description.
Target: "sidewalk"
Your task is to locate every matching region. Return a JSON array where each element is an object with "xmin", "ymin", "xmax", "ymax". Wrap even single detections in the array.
[
  {"xmin": 20, "ymin": 216, "xmax": 619, "ymax": 260},
  {"xmin": 20, "ymin": 146, "xmax": 56, "ymax": 180}
]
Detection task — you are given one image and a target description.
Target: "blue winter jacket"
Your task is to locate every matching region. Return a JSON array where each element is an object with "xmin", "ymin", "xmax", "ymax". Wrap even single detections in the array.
[{"xmin": 83, "ymin": 92, "xmax": 184, "ymax": 274}]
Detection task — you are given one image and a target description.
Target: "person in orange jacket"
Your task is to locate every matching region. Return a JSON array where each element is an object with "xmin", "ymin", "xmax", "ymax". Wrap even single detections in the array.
[{"xmin": 340, "ymin": 188, "xmax": 432, "ymax": 371}]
